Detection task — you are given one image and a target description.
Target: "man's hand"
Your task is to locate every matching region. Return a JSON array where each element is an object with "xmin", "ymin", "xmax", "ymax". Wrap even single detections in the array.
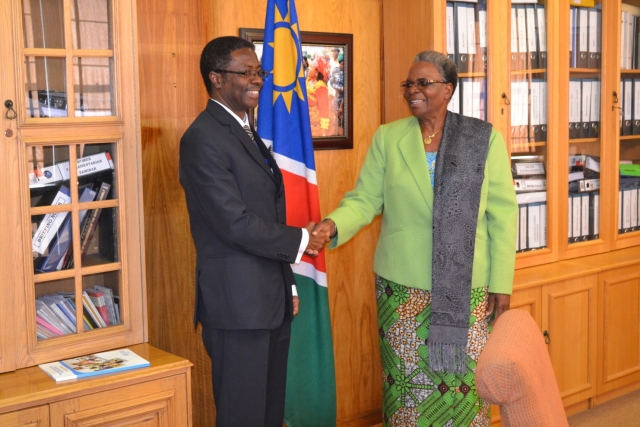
[
  {"xmin": 487, "ymin": 293, "xmax": 510, "ymax": 325},
  {"xmin": 293, "ymin": 296, "xmax": 300, "ymax": 317},
  {"xmin": 304, "ymin": 222, "xmax": 331, "ymax": 255}
]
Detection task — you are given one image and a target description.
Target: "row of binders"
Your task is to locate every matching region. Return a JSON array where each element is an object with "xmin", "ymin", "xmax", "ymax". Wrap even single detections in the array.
[
  {"xmin": 36, "ymin": 288, "xmax": 121, "ymax": 340},
  {"xmin": 619, "ymin": 78, "xmax": 640, "ymax": 136},
  {"xmin": 513, "ymin": 158, "xmax": 547, "ymax": 252},
  {"xmin": 511, "ymin": 3, "xmax": 548, "ymax": 71},
  {"xmin": 621, "ymin": 5, "xmax": 640, "ymax": 70},
  {"xmin": 447, "ymin": 77, "xmax": 486, "ymax": 121},
  {"xmin": 511, "ymin": 78, "xmax": 547, "ymax": 153},
  {"xmin": 619, "ymin": 164, "xmax": 640, "ymax": 234},
  {"xmin": 569, "ymin": 78, "xmax": 601, "ymax": 139},
  {"xmin": 445, "ymin": 1, "xmax": 487, "ymax": 74},
  {"xmin": 569, "ymin": 6, "xmax": 602, "ymax": 69}
]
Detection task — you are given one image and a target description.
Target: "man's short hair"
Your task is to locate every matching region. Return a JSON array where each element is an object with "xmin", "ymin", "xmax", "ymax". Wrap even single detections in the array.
[{"xmin": 200, "ymin": 36, "xmax": 255, "ymax": 94}]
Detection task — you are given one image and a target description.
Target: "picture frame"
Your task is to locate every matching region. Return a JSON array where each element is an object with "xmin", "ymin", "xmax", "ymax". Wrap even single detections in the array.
[{"xmin": 240, "ymin": 28, "xmax": 353, "ymax": 150}]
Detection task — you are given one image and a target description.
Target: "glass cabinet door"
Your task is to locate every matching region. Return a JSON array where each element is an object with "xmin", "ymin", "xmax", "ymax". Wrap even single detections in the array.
[
  {"xmin": 509, "ymin": 1, "xmax": 550, "ymax": 257},
  {"xmin": 21, "ymin": 0, "xmax": 115, "ymax": 120},
  {"xmin": 564, "ymin": 1, "xmax": 603, "ymax": 256},
  {"xmin": 445, "ymin": 1, "xmax": 488, "ymax": 121},
  {"xmin": 616, "ymin": 1, "xmax": 640, "ymax": 248},
  {"xmin": 29, "ymin": 142, "xmax": 122, "ymax": 341}
]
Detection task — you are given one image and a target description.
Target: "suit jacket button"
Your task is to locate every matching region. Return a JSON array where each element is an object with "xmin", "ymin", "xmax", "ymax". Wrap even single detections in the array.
[{"xmin": 285, "ymin": 254, "xmax": 290, "ymax": 259}]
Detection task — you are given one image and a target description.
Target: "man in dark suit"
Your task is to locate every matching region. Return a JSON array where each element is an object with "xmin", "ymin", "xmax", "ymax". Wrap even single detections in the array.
[{"xmin": 179, "ymin": 36, "xmax": 329, "ymax": 427}]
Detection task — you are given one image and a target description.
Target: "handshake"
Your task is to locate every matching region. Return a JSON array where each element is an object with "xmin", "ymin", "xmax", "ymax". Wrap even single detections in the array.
[{"xmin": 304, "ymin": 219, "xmax": 336, "ymax": 256}]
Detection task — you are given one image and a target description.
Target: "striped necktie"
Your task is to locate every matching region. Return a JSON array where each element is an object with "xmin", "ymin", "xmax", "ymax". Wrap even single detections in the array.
[
  {"xmin": 244, "ymin": 125, "xmax": 272, "ymax": 172},
  {"xmin": 243, "ymin": 124, "xmax": 255, "ymax": 142}
]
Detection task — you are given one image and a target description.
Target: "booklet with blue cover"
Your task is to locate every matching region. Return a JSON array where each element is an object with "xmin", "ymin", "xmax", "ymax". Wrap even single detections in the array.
[{"xmin": 39, "ymin": 348, "xmax": 150, "ymax": 382}]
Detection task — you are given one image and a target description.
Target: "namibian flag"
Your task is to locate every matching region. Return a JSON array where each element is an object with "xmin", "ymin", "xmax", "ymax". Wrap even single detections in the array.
[{"xmin": 258, "ymin": 1, "xmax": 337, "ymax": 426}]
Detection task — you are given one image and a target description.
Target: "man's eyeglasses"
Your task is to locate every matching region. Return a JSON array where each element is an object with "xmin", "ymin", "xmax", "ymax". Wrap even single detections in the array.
[
  {"xmin": 400, "ymin": 78, "xmax": 448, "ymax": 89},
  {"xmin": 213, "ymin": 69, "xmax": 269, "ymax": 79}
]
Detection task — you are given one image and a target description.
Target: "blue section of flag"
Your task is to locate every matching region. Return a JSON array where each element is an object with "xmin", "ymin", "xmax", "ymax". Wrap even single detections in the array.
[{"xmin": 257, "ymin": 0, "xmax": 316, "ymax": 172}]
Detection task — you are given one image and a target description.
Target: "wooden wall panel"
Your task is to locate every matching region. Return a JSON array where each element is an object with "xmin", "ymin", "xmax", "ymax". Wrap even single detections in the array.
[
  {"xmin": 381, "ymin": 0, "xmax": 443, "ymax": 124},
  {"xmin": 139, "ymin": 0, "xmax": 383, "ymax": 425},
  {"xmin": 136, "ymin": 1, "xmax": 213, "ymax": 426}
]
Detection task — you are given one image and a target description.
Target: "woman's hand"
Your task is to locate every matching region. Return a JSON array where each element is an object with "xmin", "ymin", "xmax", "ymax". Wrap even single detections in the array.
[{"xmin": 486, "ymin": 293, "xmax": 510, "ymax": 325}]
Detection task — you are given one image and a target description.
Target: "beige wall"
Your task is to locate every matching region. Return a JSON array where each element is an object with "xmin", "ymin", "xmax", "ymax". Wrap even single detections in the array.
[{"xmin": 139, "ymin": 0, "xmax": 384, "ymax": 425}]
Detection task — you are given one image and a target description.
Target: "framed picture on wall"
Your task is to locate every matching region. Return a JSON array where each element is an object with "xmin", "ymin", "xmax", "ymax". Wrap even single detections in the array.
[{"xmin": 240, "ymin": 28, "xmax": 353, "ymax": 150}]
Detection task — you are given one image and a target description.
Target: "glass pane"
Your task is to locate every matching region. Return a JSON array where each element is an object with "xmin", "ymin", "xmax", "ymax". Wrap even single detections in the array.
[
  {"xmin": 73, "ymin": 57, "xmax": 114, "ymax": 116},
  {"xmin": 74, "ymin": 143, "xmax": 117, "ymax": 199},
  {"xmin": 35, "ymin": 279, "xmax": 78, "ymax": 340},
  {"xmin": 25, "ymin": 57, "xmax": 68, "ymax": 118},
  {"xmin": 82, "ymin": 271, "xmax": 121, "ymax": 327},
  {"xmin": 22, "ymin": 0, "xmax": 65, "ymax": 49},
  {"xmin": 511, "ymin": 2, "xmax": 548, "ymax": 253},
  {"xmin": 71, "ymin": 0, "xmax": 112, "ymax": 50},
  {"xmin": 28, "ymin": 145, "xmax": 71, "ymax": 194},
  {"xmin": 80, "ymin": 207, "xmax": 118, "ymax": 268},
  {"xmin": 445, "ymin": 2, "xmax": 488, "ymax": 120},
  {"xmin": 618, "ymin": 1, "xmax": 640, "ymax": 236},
  {"xmin": 568, "ymin": 4, "xmax": 601, "ymax": 245}
]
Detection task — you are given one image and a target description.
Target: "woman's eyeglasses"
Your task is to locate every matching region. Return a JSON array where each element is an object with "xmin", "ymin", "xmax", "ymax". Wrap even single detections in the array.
[
  {"xmin": 400, "ymin": 78, "xmax": 448, "ymax": 89},
  {"xmin": 214, "ymin": 69, "xmax": 269, "ymax": 79}
]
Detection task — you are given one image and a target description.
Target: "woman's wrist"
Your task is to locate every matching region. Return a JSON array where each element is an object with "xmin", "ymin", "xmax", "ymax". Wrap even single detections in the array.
[{"xmin": 323, "ymin": 218, "xmax": 337, "ymax": 238}]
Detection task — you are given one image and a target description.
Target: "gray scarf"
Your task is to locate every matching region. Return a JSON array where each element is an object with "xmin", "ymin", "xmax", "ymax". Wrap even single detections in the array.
[{"xmin": 428, "ymin": 112, "xmax": 492, "ymax": 373}]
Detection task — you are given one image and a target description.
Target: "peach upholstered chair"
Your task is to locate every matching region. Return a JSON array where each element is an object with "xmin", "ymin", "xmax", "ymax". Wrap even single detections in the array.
[{"xmin": 475, "ymin": 309, "xmax": 568, "ymax": 427}]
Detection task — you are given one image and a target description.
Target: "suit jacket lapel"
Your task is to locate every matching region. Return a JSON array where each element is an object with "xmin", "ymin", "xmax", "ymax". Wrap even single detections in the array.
[
  {"xmin": 399, "ymin": 118, "xmax": 434, "ymax": 212},
  {"xmin": 206, "ymin": 101, "xmax": 277, "ymax": 184}
]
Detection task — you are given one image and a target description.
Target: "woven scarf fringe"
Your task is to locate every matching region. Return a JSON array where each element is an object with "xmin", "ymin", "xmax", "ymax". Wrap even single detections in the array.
[{"xmin": 428, "ymin": 341, "xmax": 469, "ymax": 374}]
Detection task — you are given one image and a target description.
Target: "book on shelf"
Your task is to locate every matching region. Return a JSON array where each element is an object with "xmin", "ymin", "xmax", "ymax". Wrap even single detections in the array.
[
  {"xmin": 39, "ymin": 348, "xmax": 150, "ymax": 382},
  {"xmin": 32, "ymin": 185, "xmax": 71, "ymax": 257},
  {"xmin": 28, "ymin": 151, "xmax": 115, "ymax": 189},
  {"xmin": 85, "ymin": 289, "xmax": 110, "ymax": 326},
  {"xmin": 40, "ymin": 295, "xmax": 76, "ymax": 333},
  {"xmin": 36, "ymin": 300, "xmax": 73, "ymax": 336},
  {"xmin": 93, "ymin": 285, "xmax": 119, "ymax": 326},
  {"xmin": 82, "ymin": 291, "xmax": 107, "ymax": 328},
  {"xmin": 66, "ymin": 181, "xmax": 112, "ymax": 269},
  {"xmin": 620, "ymin": 164, "xmax": 640, "ymax": 177},
  {"xmin": 35, "ymin": 186, "xmax": 97, "ymax": 273}
]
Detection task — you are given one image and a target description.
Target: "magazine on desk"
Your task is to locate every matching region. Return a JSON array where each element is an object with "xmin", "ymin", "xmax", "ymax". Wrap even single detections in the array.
[{"xmin": 39, "ymin": 348, "xmax": 150, "ymax": 382}]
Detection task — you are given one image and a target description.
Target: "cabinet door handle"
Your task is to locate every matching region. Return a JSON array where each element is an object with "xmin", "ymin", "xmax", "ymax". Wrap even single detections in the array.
[
  {"xmin": 4, "ymin": 99, "xmax": 17, "ymax": 120},
  {"xmin": 543, "ymin": 330, "xmax": 550, "ymax": 344}
]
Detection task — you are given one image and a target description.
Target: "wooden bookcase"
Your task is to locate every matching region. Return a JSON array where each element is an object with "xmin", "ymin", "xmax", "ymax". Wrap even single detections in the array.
[
  {"xmin": 0, "ymin": 0, "xmax": 191, "ymax": 424},
  {"xmin": 383, "ymin": 0, "xmax": 640, "ymax": 422}
]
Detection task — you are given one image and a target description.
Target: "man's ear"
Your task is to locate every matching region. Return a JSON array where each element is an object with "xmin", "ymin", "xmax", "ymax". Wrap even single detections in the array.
[{"xmin": 209, "ymin": 71, "xmax": 222, "ymax": 89}]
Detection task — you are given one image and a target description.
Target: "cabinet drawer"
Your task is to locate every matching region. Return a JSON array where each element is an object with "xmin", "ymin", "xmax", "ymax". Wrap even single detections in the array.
[
  {"xmin": 0, "ymin": 405, "xmax": 49, "ymax": 427},
  {"xmin": 49, "ymin": 374, "xmax": 188, "ymax": 427}
]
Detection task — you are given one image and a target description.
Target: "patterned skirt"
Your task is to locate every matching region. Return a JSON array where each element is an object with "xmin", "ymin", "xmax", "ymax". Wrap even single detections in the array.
[{"xmin": 376, "ymin": 276, "xmax": 491, "ymax": 427}]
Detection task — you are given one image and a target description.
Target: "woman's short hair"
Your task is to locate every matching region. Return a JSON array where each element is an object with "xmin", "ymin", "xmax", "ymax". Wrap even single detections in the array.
[
  {"xmin": 200, "ymin": 36, "xmax": 255, "ymax": 95},
  {"xmin": 414, "ymin": 50, "xmax": 458, "ymax": 95}
]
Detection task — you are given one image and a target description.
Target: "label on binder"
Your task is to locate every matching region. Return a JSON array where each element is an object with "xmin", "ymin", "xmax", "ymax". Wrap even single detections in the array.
[{"xmin": 513, "ymin": 162, "xmax": 545, "ymax": 176}]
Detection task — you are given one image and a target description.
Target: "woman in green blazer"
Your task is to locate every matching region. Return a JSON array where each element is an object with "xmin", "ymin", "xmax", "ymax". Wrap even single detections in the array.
[{"xmin": 317, "ymin": 51, "xmax": 518, "ymax": 426}]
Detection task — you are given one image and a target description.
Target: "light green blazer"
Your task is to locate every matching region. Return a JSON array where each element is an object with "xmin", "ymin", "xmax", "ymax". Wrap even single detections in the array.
[{"xmin": 327, "ymin": 116, "xmax": 518, "ymax": 294}]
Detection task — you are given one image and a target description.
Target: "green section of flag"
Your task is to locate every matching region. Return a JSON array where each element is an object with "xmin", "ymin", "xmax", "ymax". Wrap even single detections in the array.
[{"xmin": 284, "ymin": 273, "xmax": 336, "ymax": 427}]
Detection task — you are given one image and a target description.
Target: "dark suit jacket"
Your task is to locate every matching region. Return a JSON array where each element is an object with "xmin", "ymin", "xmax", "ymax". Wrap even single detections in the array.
[{"xmin": 179, "ymin": 100, "xmax": 300, "ymax": 330}]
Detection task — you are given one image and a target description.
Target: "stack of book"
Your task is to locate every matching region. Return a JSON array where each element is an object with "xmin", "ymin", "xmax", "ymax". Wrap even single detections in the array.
[
  {"xmin": 36, "ymin": 287, "xmax": 121, "ymax": 341},
  {"xmin": 510, "ymin": 3, "xmax": 548, "ymax": 71},
  {"xmin": 568, "ymin": 154, "xmax": 600, "ymax": 243},
  {"xmin": 513, "ymin": 157, "xmax": 547, "ymax": 253},
  {"xmin": 620, "ymin": 4, "xmax": 640, "ymax": 70},
  {"xmin": 445, "ymin": 1, "xmax": 488, "ymax": 122},
  {"xmin": 619, "ymin": 162, "xmax": 640, "ymax": 234},
  {"xmin": 510, "ymin": 77, "xmax": 548, "ymax": 152},
  {"xmin": 618, "ymin": 78, "xmax": 640, "ymax": 136},
  {"xmin": 568, "ymin": 78, "xmax": 601, "ymax": 140},
  {"xmin": 569, "ymin": 6, "xmax": 602, "ymax": 69}
]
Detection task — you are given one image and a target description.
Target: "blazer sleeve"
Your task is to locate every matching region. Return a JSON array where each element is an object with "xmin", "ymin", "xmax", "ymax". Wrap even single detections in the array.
[
  {"xmin": 485, "ymin": 130, "xmax": 518, "ymax": 295},
  {"xmin": 180, "ymin": 125, "xmax": 302, "ymax": 262},
  {"xmin": 326, "ymin": 125, "xmax": 386, "ymax": 247}
]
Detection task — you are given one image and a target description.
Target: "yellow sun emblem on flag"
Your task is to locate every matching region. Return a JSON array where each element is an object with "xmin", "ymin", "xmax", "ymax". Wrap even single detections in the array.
[{"xmin": 269, "ymin": 6, "xmax": 306, "ymax": 112}]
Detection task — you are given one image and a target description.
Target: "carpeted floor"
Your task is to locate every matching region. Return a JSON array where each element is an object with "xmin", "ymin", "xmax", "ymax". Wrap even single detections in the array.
[
  {"xmin": 567, "ymin": 389, "xmax": 640, "ymax": 426},
  {"xmin": 369, "ymin": 389, "xmax": 640, "ymax": 426}
]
